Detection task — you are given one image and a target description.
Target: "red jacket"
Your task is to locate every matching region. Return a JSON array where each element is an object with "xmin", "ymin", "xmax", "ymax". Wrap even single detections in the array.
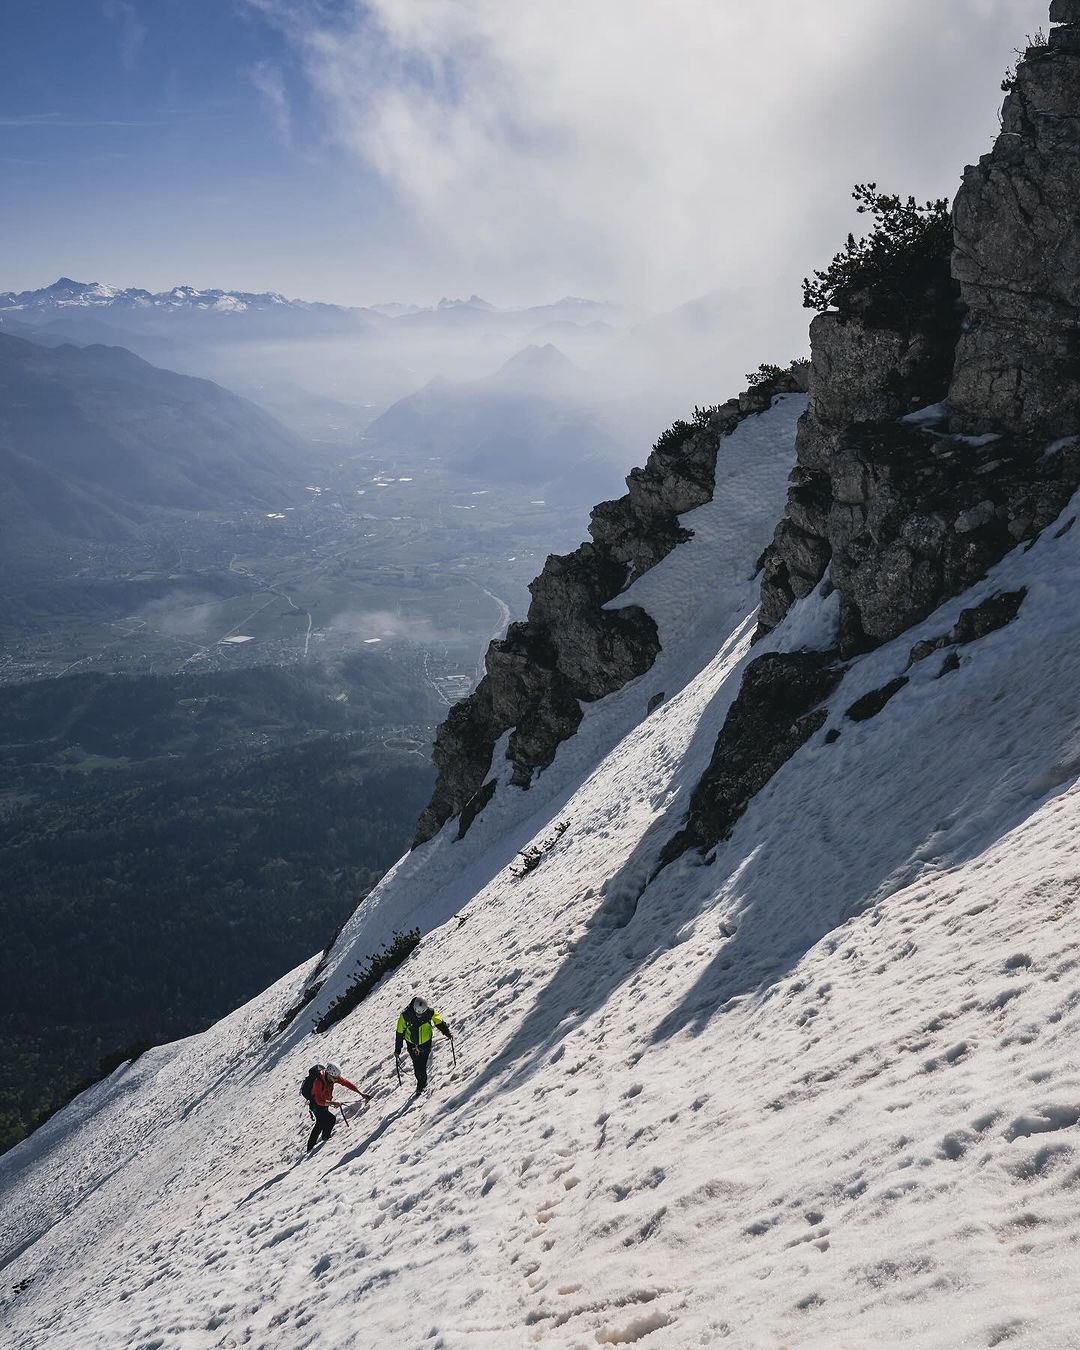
[{"xmin": 311, "ymin": 1071, "xmax": 359, "ymax": 1107}]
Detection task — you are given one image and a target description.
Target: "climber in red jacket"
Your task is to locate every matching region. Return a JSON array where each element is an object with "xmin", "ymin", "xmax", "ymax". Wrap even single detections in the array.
[{"xmin": 306, "ymin": 1062, "xmax": 365, "ymax": 1152}]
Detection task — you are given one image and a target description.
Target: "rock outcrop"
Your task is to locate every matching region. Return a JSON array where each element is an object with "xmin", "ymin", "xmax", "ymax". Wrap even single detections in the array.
[
  {"xmin": 762, "ymin": 396, "xmax": 1080, "ymax": 658},
  {"xmin": 757, "ymin": 304, "xmax": 959, "ymax": 638},
  {"xmin": 757, "ymin": 3, "xmax": 1080, "ymax": 655},
  {"xmin": 951, "ymin": 4, "xmax": 1080, "ymax": 436},
  {"xmin": 667, "ymin": 2, "xmax": 1080, "ymax": 861},
  {"xmin": 413, "ymin": 369, "xmax": 807, "ymax": 846},
  {"xmin": 908, "ymin": 587, "xmax": 1028, "ymax": 665},
  {"xmin": 821, "ymin": 416, "xmax": 1079, "ymax": 654},
  {"xmin": 660, "ymin": 652, "xmax": 843, "ymax": 860}
]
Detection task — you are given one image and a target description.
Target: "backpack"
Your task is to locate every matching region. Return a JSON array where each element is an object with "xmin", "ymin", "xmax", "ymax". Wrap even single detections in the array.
[{"xmin": 300, "ymin": 1065, "xmax": 323, "ymax": 1102}]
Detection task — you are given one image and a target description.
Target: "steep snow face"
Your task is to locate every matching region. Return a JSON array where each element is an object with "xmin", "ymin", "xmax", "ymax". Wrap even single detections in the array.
[{"xmin": 4, "ymin": 398, "xmax": 1080, "ymax": 1348}]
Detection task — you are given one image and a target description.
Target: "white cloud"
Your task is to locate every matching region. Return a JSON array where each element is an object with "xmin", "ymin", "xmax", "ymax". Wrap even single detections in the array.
[
  {"xmin": 248, "ymin": 61, "xmax": 293, "ymax": 150},
  {"xmin": 330, "ymin": 608, "xmax": 444, "ymax": 644},
  {"xmin": 249, "ymin": 0, "xmax": 1047, "ymax": 305},
  {"xmin": 136, "ymin": 592, "xmax": 221, "ymax": 638}
]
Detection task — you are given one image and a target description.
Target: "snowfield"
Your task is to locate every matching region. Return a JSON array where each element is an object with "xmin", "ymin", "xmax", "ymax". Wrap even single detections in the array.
[{"xmin": 4, "ymin": 396, "xmax": 1080, "ymax": 1348}]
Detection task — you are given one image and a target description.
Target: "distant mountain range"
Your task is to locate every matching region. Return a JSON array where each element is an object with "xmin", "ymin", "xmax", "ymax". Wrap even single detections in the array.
[
  {"xmin": 0, "ymin": 277, "xmax": 344, "ymax": 317},
  {"xmin": 0, "ymin": 332, "xmax": 303, "ymax": 553},
  {"xmin": 0, "ymin": 278, "xmax": 627, "ymax": 331},
  {"xmin": 0, "ymin": 283, "xmax": 634, "ymax": 417}
]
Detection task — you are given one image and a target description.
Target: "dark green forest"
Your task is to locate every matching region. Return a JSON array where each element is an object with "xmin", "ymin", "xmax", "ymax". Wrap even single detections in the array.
[{"xmin": 0, "ymin": 658, "xmax": 440, "ymax": 1152}]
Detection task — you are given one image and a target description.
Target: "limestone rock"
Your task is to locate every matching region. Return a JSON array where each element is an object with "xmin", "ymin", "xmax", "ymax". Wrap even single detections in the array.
[
  {"xmin": 910, "ymin": 588, "xmax": 1028, "ymax": 666},
  {"xmin": 413, "ymin": 369, "xmax": 805, "ymax": 845},
  {"xmin": 757, "ymin": 308, "xmax": 958, "ymax": 637},
  {"xmin": 845, "ymin": 676, "xmax": 909, "ymax": 722},
  {"xmin": 795, "ymin": 313, "xmax": 955, "ymax": 474},
  {"xmin": 950, "ymin": 24, "xmax": 1080, "ymax": 436},
  {"xmin": 412, "ymin": 679, "xmax": 497, "ymax": 846},
  {"xmin": 825, "ymin": 423, "xmax": 1077, "ymax": 654},
  {"xmin": 951, "ymin": 588, "xmax": 1027, "ymax": 642},
  {"xmin": 761, "ymin": 390, "xmax": 1077, "ymax": 663},
  {"xmin": 661, "ymin": 652, "xmax": 843, "ymax": 860}
]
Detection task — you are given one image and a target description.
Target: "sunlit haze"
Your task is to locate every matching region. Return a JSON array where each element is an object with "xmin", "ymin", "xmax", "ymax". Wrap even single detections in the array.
[{"xmin": 2, "ymin": 0, "xmax": 1049, "ymax": 309}]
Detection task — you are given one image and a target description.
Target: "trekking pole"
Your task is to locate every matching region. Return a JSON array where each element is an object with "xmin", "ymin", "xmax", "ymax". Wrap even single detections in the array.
[
  {"xmin": 450, "ymin": 1038, "xmax": 458, "ymax": 1070},
  {"xmin": 395, "ymin": 1055, "xmax": 402, "ymax": 1087}
]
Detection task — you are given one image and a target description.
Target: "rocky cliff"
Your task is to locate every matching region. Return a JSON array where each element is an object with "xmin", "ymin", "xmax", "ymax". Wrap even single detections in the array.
[
  {"xmin": 417, "ymin": 0, "xmax": 1080, "ymax": 857},
  {"xmin": 413, "ymin": 368, "xmax": 807, "ymax": 845},
  {"xmin": 757, "ymin": 5, "xmax": 1080, "ymax": 655},
  {"xmin": 755, "ymin": 307, "xmax": 959, "ymax": 643},
  {"xmin": 951, "ymin": 0, "xmax": 1080, "ymax": 436},
  {"xmin": 664, "ymin": 1, "xmax": 1080, "ymax": 862}
]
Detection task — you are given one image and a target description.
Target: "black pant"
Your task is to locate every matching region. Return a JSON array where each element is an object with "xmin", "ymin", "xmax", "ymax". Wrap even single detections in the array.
[
  {"xmin": 307, "ymin": 1104, "xmax": 336, "ymax": 1151},
  {"xmin": 407, "ymin": 1042, "xmax": 432, "ymax": 1093}
]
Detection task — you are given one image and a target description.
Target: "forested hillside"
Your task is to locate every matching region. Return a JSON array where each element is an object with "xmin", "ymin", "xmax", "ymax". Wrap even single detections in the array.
[{"xmin": 0, "ymin": 659, "xmax": 440, "ymax": 1151}]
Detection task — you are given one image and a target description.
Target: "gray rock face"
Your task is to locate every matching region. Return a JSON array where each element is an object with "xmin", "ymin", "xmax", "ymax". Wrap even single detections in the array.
[
  {"xmin": 824, "ymin": 421, "xmax": 1078, "ymax": 654},
  {"xmin": 413, "ymin": 370, "xmax": 805, "ymax": 846},
  {"xmin": 758, "ymin": 310, "xmax": 958, "ymax": 635},
  {"xmin": 760, "ymin": 10, "xmax": 1080, "ymax": 651},
  {"xmin": 661, "ymin": 651, "xmax": 844, "ymax": 860},
  {"xmin": 845, "ymin": 676, "xmax": 909, "ymax": 723},
  {"xmin": 664, "ymin": 7, "xmax": 1080, "ymax": 864},
  {"xmin": 796, "ymin": 313, "xmax": 953, "ymax": 474},
  {"xmin": 908, "ymin": 587, "xmax": 1027, "ymax": 664},
  {"xmin": 950, "ymin": 16, "xmax": 1080, "ymax": 436}
]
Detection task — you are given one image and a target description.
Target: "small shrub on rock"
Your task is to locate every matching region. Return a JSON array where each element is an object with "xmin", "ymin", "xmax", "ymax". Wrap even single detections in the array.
[
  {"xmin": 653, "ymin": 405, "xmax": 719, "ymax": 457},
  {"xmin": 802, "ymin": 183, "xmax": 953, "ymax": 329},
  {"xmin": 746, "ymin": 363, "xmax": 787, "ymax": 388},
  {"xmin": 746, "ymin": 359, "xmax": 810, "ymax": 389},
  {"xmin": 1002, "ymin": 27, "xmax": 1047, "ymax": 92}
]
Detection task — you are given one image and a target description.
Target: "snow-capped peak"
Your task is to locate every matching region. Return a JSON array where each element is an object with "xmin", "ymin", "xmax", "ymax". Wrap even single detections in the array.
[
  {"xmin": 0, "ymin": 279, "xmax": 315, "ymax": 315},
  {"xmin": 436, "ymin": 294, "xmax": 494, "ymax": 311}
]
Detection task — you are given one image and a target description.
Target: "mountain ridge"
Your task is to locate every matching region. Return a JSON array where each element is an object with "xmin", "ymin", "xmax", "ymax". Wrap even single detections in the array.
[
  {"xmin": 0, "ymin": 278, "xmax": 626, "ymax": 327},
  {"xmin": 0, "ymin": 332, "xmax": 304, "ymax": 550}
]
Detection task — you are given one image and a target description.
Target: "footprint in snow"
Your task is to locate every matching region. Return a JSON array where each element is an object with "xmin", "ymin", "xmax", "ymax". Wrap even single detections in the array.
[
  {"xmin": 594, "ymin": 1309, "xmax": 675, "ymax": 1344},
  {"xmin": 1005, "ymin": 1104, "xmax": 1080, "ymax": 1141},
  {"xmin": 535, "ymin": 1196, "xmax": 562, "ymax": 1223}
]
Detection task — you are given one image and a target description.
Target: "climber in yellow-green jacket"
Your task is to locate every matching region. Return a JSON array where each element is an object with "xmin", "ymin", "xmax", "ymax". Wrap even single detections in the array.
[{"xmin": 395, "ymin": 996, "xmax": 453, "ymax": 1095}]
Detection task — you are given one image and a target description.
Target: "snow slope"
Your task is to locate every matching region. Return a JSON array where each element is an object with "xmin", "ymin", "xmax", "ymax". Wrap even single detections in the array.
[{"xmin": 4, "ymin": 396, "xmax": 1080, "ymax": 1348}]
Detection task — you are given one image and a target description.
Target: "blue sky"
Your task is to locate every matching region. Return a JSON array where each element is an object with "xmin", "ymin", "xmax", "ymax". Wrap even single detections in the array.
[
  {"xmin": 0, "ymin": 0, "xmax": 407, "ymax": 303},
  {"xmin": 0, "ymin": 0, "xmax": 1053, "ymax": 308}
]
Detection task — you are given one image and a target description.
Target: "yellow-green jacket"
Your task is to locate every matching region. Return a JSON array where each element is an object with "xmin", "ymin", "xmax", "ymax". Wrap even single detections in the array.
[{"xmin": 395, "ymin": 1004, "xmax": 449, "ymax": 1053}]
